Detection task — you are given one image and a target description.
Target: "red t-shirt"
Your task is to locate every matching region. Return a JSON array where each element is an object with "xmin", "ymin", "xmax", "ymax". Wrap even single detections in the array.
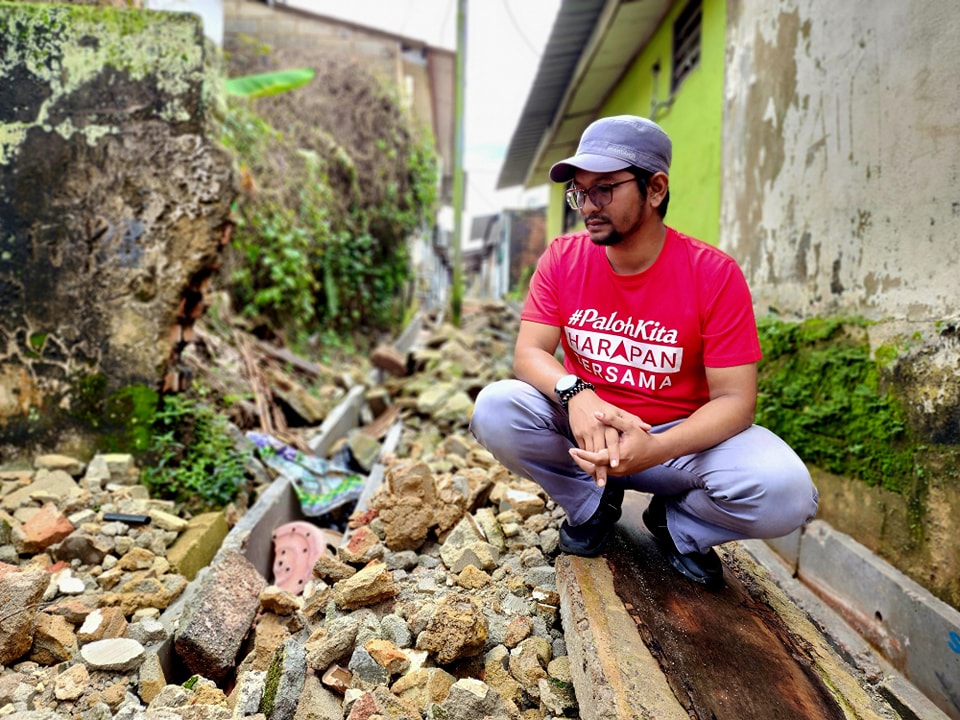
[{"xmin": 522, "ymin": 228, "xmax": 761, "ymax": 425}]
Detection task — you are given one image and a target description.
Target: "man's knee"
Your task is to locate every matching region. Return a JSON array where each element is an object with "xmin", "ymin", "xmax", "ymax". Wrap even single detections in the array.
[
  {"xmin": 470, "ymin": 380, "xmax": 517, "ymax": 448},
  {"xmin": 752, "ymin": 467, "xmax": 818, "ymax": 537}
]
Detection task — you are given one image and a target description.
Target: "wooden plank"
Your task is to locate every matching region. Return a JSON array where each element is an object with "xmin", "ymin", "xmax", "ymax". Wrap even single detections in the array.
[
  {"xmin": 606, "ymin": 509, "xmax": 849, "ymax": 720},
  {"xmin": 255, "ymin": 339, "xmax": 327, "ymax": 376},
  {"xmin": 359, "ymin": 405, "xmax": 401, "ymax": 440}
]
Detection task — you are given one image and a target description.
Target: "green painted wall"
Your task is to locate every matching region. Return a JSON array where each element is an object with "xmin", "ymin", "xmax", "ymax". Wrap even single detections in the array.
[
  {"xmin": 546, "ymin": 182, "xmax": 566, "ymax": 243},
  {"xmin": 549, "ymin": 0, "xmax": 726, "ymax": 247}
]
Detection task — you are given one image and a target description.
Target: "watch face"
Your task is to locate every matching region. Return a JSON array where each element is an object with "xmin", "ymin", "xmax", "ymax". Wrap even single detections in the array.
[{"xmin": 556, "ymin": 374, "xmax": 578, "ymax": 393}]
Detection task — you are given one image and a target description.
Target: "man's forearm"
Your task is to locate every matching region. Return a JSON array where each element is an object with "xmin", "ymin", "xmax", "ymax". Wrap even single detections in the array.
[
  {"xmin": 655, "ymin": 395, "xmax": 755, "ymax": 460},
  {"xmin": 513, "ymin": 348, "xmax": 568, "ymax": 398}
]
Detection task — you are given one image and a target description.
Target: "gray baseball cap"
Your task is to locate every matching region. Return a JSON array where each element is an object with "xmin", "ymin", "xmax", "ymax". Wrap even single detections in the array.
[{"xmin": 549, "ymin": 115, "xmax": 672, "ymax": 182}]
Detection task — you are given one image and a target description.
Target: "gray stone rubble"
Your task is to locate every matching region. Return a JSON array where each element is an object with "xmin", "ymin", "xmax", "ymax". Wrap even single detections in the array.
[{"xmin": 0, "ymin": 302, "xmax": 586, "ymax": 719}]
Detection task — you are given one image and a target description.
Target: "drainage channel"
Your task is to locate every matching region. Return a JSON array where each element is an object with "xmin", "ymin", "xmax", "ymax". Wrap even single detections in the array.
[{"xmin": 153, "ymin": 316, "xmax": 421, "ymax": 685}]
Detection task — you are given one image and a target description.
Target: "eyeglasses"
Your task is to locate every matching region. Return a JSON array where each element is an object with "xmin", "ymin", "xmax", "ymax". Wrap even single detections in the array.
[{"xmin": 565, "ymin": 178, "xmax": 638, "ymax": 210}]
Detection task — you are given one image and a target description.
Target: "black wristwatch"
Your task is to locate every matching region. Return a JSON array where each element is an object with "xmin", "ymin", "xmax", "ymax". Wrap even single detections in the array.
[{"xmin": 554, "ymin": 374, "xmax": 595, "ymax": 409}]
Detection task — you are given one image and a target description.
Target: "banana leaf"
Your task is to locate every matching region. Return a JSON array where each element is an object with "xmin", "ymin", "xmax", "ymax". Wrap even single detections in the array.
[{"xmin": 226, "ymin": 68, "xmax": 316, "ymax": 98}]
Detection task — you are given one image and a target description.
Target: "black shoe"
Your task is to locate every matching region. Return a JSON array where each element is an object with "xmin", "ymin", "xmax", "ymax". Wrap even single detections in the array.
[
  {"xmin": 642, "ymin": 496, "xmax": 723, "ymax": 589},
  {"xmin": 603, "ymin": 483, "xmax": 624, "ymax": 523},
  {"xmin": 558, "ymin": 484, "xmax": 624, "ymax": 557}
]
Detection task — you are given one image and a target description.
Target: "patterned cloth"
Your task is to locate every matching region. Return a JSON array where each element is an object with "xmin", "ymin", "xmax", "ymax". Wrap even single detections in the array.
[{"xmin": 247, "ymin": 432, "xmax": 365, "ymax": 516}]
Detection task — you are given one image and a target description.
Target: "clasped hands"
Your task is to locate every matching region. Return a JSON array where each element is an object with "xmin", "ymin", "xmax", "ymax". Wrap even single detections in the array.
[{"xmin": 566, "ymin": 393, "xmax": 664, "ymax": 487}]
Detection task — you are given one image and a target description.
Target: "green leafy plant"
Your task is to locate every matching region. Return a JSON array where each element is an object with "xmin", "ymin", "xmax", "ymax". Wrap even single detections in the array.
[
  {"xmin": 220, "ymin": 45, "xmax": 438, "ymax": 344},
  {"xmin": 220, "ymin": 107, "xmax": 320, "ymax": 333},
  {"xmin": 140, "ymin": 388, "xmax": 250, "ymax": 511},
  {"xmin": 225, "ymin": 68, "xmax": 315, "ymax": 98}
]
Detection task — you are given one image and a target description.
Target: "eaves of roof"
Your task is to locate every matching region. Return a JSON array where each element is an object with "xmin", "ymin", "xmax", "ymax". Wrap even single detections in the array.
[{"xmin": 497, "ymin": 0, "xmax": 673, "ymax": 190}]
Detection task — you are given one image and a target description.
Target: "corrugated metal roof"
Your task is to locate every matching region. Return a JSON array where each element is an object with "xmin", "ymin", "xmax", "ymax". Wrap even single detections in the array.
[
  {"xmin": 496, "ymin": 0, "xmax": 607, "ymax": 189},
  {"xmin": 497, "ymin": 0, "xmax": 673, "ymax": 190}
]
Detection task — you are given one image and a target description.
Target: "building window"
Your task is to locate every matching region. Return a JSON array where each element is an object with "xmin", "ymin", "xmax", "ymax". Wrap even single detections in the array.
[{"xmin": 671, "ymin": 0, "xmax": 702, "ymax": 92}]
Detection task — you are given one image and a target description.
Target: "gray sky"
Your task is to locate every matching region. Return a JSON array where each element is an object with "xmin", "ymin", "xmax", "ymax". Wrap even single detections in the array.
[{"xmin": 285, "ymin": 0, "xmax": 561, "ymax": 226}]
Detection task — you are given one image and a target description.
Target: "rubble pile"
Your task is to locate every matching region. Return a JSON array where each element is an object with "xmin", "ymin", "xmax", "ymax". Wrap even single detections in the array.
[{"xmin": 0, "ymin": 302, "xmax": 590, "ymax": 720}]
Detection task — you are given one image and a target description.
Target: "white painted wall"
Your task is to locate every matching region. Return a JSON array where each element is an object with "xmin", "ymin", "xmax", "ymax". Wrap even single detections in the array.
[{"xmin": 721, "ymin": 0, "xmax": 960, "ymax": 322}]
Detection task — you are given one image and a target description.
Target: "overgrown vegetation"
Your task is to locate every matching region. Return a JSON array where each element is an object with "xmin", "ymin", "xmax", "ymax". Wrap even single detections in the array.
[
  {"xmin": 755, "ymin": 315, "xmax": 917, "ymax": 493},
  {"xmin": 140, "ymin": 387, "xmax": 250, "ymax": 512},
  {"xmin": 220, "ymin": 39, "xmax": 438, "ymax": 348},
  {"xmin": 119, "ymin": 45, "xmax": 438, "ymax": 507}
]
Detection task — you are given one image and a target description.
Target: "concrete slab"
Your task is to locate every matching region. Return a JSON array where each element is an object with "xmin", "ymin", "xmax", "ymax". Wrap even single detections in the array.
[
  {"xmin": 307, "ymin": 384, "xmax": 367, "ymax": 457},
  {"xmin": 225, "ymin": 473, "xmax": 302, "ymax": 578},
  {"xmin": 796, "ymin": 520, "xmax": 960, "ymax": 719},
  {"xmin": 393, "ymin": 311, "xmax": 422, "ymax": 353},
  {"xmin": 554, "ymin": 492, "xmax": 903, "ymax": 719},
  {"xmin": 555, "ymin": 553, "xmax": 689, "ymax": 720},
  {"xmin": 764, "ymin": 526, "xmax": 803, "ymax": 571}
]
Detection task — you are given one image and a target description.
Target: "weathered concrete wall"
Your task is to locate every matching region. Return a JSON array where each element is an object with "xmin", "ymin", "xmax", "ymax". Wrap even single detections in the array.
[
  {"xmin": 0, "ymin": 3, "xmax": 234, "ymax": 449},
  {"xmin": 721, "ymin": 0, "xmax": 960, "ymax": 615},
  {"xmin": 720, "ymin": 1, "xmax": 960, "ymax": 444},
  {"xmin": 721, "ymin": 0, "xmax": 960, "ymax": 319}
]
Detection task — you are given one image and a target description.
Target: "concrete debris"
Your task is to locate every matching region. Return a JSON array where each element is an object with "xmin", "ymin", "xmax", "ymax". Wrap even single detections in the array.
[
  {"xmin": 175, "ymin": 550, "xmax": 267, "ymax": 682},
  {"xmin": 79, "ymin": 637, "xmax": 146, "ymax": 672},
  {"xmin": 0, "ymin": 568, "xmax": 47, "ymax": 664},
  {"xmin": 0, "ymin": 302, "xmax": 595, "ymax": 719},
  {"xmin": 413, "ymin": 594, "xmax": 489, "ymax": 665},
  {"xmin": 331, "ymin": 561, "xmax": 399, "ymax": 610},
  {"xmin": 370, "ymin": 344, "xmax": 409, "ymax": 378}
]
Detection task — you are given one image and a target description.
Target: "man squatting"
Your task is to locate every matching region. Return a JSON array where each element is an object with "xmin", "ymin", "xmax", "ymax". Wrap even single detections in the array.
[{"xmin": 470, "ymin": 115, "xmax": 819, "ymax": 589}]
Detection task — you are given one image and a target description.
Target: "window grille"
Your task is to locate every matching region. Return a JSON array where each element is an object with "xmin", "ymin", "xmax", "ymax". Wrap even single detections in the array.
[{"xmin": 672, "ymin": 0, "xmax": 702, "ymax": 92}]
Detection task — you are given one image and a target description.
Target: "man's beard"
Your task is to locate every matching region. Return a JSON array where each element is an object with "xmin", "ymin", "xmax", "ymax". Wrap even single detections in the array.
[
  {"xmin": 591, "ymin": 229, "xmax": 624, "ymax": 247},
  {"xmin": 585, "ymin": 215, "xmax": 624, "ymax": 247}
]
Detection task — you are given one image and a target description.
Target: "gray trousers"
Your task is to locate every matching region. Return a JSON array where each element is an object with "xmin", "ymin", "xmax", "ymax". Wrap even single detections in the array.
[{"xmin": 470, "ymin": 379, "xmax": 819, "ymax": 555}]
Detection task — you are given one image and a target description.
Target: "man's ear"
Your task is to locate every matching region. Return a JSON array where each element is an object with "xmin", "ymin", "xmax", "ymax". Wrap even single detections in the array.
[{"xmin": 648, "ymin": 172, "xmax": 669, "ymax": 207}]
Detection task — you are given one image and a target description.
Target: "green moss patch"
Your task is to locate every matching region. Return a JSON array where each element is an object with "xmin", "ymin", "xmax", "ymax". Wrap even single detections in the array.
[
  {"xmin": 756, "ymin": 315, "xmax": 916, "ymax": 493},
  {"xmin": 68, "ymin": 372, "xmax": 158, "ymax": 453},
  {"xmin": 139, "ymin": 387, "xmax": 250, "ymax": 512}
]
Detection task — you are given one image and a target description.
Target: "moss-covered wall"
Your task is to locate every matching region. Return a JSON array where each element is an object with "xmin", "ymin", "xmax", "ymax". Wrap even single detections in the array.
[
  {"xmin": 0, "ymin": 2, "xmax": 234, "ymax": 453},
  {"xmin": 757, "ymin": 315, "xmax": 960, "ymax": 608},
  {"xmin": 719, "ymin": 1, "xmax": 960, "ymax": 610}
]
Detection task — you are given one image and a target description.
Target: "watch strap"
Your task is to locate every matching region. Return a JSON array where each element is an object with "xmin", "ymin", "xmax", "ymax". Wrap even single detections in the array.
[{"xmin": 558, "ymin": 378, "xmax": 595, "ymax": 409}]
